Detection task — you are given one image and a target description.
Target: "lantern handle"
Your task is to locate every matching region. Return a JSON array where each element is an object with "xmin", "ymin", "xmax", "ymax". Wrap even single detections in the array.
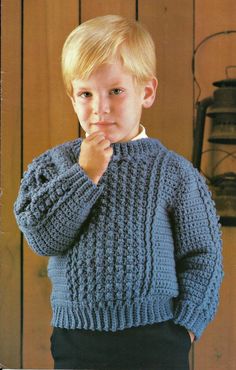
[{"xmin": 192, "ymin": 30, "xmax": 236, "ymax": 103}]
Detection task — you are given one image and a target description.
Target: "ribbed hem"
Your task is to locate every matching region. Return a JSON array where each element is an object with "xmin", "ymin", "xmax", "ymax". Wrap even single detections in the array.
[
  {"xmin": 50, "ymin": 298, "xmax": 174, "ymax": 332},
  {"xmin": 173, "ymin": 300, "xmax": 208, "ymax": 340}
]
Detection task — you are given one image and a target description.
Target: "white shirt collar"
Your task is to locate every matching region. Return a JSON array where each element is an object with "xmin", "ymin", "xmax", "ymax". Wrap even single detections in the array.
[{"xmin": 131, "ymin": 124, "xmax": 148, "ymax": 140}]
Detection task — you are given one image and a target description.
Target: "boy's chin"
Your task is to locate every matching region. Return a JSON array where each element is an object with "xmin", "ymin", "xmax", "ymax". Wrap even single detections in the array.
[
  {"xmin": 84, "ymin": 129, "xmax": 116, "ymax": 143},
  {"xmin": 85, "ymin": 126, "xmax": 129, "ymax": 144}
]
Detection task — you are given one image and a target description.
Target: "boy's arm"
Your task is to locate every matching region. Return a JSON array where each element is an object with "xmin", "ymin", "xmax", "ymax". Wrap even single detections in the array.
[
  {"xmin": 13, "ymin": 148, "xmax": 105, "ymax": 256},
  {"xmin": 169, "ymin": 158, "xmax": 224, "ymax": 341}
]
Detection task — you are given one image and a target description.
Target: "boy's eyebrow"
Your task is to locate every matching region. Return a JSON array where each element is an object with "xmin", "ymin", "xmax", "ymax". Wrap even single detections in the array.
[
  {"xmin": 109, "ymin": 81, "xmax": 125, "ymax": 87},
  {"xmin": 75, "ymin": 86, "xmax": 89, "ymax": 91},
  {"xmin": 75, "ymin": 81, "xmax": 125, "ymax": 90}
]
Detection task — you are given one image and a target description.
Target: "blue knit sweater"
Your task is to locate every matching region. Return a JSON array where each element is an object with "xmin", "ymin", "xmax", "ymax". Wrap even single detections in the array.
[{"xmin": 13, "ymin": 137, "xmax": 223, "ymax": 340}]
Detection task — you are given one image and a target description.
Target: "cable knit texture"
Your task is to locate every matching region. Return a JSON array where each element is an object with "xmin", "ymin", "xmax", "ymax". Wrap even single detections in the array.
[{"xmin": 13, "ymin": 137, "xmax": 223, "ymax": 340}]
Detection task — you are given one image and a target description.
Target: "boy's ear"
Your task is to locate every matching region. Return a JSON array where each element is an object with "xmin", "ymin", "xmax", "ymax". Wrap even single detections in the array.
[{"xmin": 142, "ymin": 77, "xmax": 158, "ymax": 109}]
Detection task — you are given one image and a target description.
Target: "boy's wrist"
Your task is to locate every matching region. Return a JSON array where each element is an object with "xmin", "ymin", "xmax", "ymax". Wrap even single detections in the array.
[
  {"xmin": 83, "ymin": 170, "xmax": 101, "ymax": 185},
  {"xmin": 77, "ymin": 162, "xmax": 100, "ymax": 184},
  {"xmin": 90, "ymin": 176, "xmax": 100, "ymax": 185},
  {"xmin": 188, "ymin": 330, "xmax": 195, "ymax": 343}
]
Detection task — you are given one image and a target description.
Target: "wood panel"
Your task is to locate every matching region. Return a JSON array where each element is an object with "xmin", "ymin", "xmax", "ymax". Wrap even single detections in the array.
[
  {"xmin": 81, "ymin": 0, "xmax": 136, "ymax": 21},
  {"xmin": 2, "ymin": 0, "xmax": 235, "ymax": 368},
  {"xmin": 139, "ymin": 0, "xmax": 194, "ymax": 161},
  {"xmin": 139, "ymin": 2, "xmax": 194, "ymax": 368},
  {"xmin": 194, "ymin": 1, "xmax": 236, "ymax": 369},
  {"xmin": 195, "ymin": 1, "xmax": 236, "ymax": 101},
  {"xmin": 0, "ymin": 0, "xmax": 22, "ymax": 368},
  {"xmin": 23, "ymin": 0, "xmax": 79, "ymax": 367}
]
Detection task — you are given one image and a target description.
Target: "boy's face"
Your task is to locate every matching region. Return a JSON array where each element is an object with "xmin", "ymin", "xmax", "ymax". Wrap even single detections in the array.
[{"xmin": 70, "ymin": 61, "xmax": 157, "ymax": 143}]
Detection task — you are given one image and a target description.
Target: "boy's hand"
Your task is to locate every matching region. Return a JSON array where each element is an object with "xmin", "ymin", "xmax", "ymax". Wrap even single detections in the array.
[
  {"xmin": 78, "ymin": 131, "xmax": 113, "ymax": 184},
  {"xmin": 188, "ymin": 330, "xmax": 195, "ymax": 343}
]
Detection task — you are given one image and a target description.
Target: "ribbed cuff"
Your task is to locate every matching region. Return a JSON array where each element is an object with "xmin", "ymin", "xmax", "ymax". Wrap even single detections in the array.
[{"xmin": 173, "ymin": 300, "xmax": 208, "ymax": 340}]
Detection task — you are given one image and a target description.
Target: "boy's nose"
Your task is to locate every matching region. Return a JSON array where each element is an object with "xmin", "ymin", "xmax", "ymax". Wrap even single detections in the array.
[{"xmin": 92, "ymin": 96, "xmax": 110, "ymax": 115}]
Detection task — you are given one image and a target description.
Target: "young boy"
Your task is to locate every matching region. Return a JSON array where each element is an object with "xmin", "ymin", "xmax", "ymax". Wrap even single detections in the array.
[{"xmin": 14, "ymin": 15, "xmax": 223, "ymax": 370}]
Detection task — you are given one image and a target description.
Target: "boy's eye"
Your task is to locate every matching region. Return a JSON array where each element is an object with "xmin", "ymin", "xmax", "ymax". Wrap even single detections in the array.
[
  {"xmin": 79, "ymin": 92, "xmax": 92, "ymax": 98},
  {"xmin": 111, "ymin": 88, "xmax": 123, "ymax": 95}
]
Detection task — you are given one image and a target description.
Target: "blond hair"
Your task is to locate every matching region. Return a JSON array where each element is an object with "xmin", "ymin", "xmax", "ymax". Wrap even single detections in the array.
[{"xmin": 61, "ymin": 14, "xmax": 156, "ymax": 96}]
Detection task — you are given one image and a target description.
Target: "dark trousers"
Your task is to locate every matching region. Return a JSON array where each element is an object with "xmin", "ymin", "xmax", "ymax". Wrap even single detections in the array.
[{"xmin": 51, "ymin": 320, "xmax": 191, "ymax": 370}]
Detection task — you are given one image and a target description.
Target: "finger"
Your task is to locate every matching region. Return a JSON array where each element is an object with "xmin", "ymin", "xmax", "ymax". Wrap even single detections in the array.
[
  {"xmin": 86, "ymin": 134, "xmax": 106, "ymax": 145},
  {"xmin": 93, "ymin": 134, "xmax": 107, "ymax": 144},
  {"xmin": 104, "ymin": 146, "xmax": 113, "ymax": 155},
  {"xmin": 86, "ymin": 130, "xmax": 104, "ymax": 140},
  {"xmin": 99, "ymin": 139, "xmax": 111, "ymax": 149}
]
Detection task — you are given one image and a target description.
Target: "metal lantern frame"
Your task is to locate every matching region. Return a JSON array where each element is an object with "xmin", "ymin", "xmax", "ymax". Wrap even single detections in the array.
[{"xmin": 192, "ymin": 78, "xmax": 236, "ymax": 226}]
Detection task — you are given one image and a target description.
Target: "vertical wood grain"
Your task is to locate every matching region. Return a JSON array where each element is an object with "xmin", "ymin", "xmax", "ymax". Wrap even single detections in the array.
[
  {"xmin": 194, "ymin": 1, "xmax": 236, "ymax": 101},
  {"xmin": 139, "ymin": 0, "xmax": 194, "ymax": 161},
  {"xmin": 81, "ymin": 0, "xmax": 136, "ymax": 21},
  {"xmin": 1, "ymin": 0, "xmax": 22, "ymax": 368},
  {"xmin": 139, "ymin": 2, "xmax": 194, "ymax": 368},
  {"xmin": 194, "ymin": 1, "xmax": 236, "ymax": 369},
  {"xmin": 2, "ymin": 1, "xmax": 235, "ymax": 368},
  {"xmin": 23, "ymin": 0, "xmax": 79, "ymax": 367}
]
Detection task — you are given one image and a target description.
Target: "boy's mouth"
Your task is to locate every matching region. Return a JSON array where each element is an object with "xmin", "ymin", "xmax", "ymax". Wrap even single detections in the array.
[
  {"xmin": 93, "ymin": 121, "xmax": 114, "ymax": 126},
  {"xmin": 93, "ymin": 121, "xmax": 115, "ymax": 126}
]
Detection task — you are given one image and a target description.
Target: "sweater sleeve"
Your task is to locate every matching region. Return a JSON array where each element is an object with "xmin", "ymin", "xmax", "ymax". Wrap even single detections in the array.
[
  {"xmin": 169, "ymin": 156, "xmax": 224, "ymax": 340},
  {"xmin": 13, "ymin": 148, "xmax": 105, "ymax": 256}
]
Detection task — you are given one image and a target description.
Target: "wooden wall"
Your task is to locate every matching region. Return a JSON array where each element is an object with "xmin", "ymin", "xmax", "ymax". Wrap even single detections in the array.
[
  {"xmin": 1, "ymin": 0, "xmax": 235, "ymax": 368},
  {"xmin": 194, "ymin": 2, "xmax": 236, "ymax": 370}
]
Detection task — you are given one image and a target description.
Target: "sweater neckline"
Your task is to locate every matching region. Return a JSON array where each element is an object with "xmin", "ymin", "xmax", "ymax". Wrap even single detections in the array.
[
  {"xmin": 72, "ymin": 137, "xmax": 165, "ymax": 160},
  {"xmin": 111, "ymin": 138, "xmax": 162, "ymax": 158}
]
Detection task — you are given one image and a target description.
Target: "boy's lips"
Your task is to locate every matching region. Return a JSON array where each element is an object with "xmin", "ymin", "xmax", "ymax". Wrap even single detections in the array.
[
  {"xmin": 92, "ymin": 121, "xmax": 115, "ymax": 126},
  {"xmin": 94, "ymin": 121, "xmax": 114, "ymax": 124}
]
